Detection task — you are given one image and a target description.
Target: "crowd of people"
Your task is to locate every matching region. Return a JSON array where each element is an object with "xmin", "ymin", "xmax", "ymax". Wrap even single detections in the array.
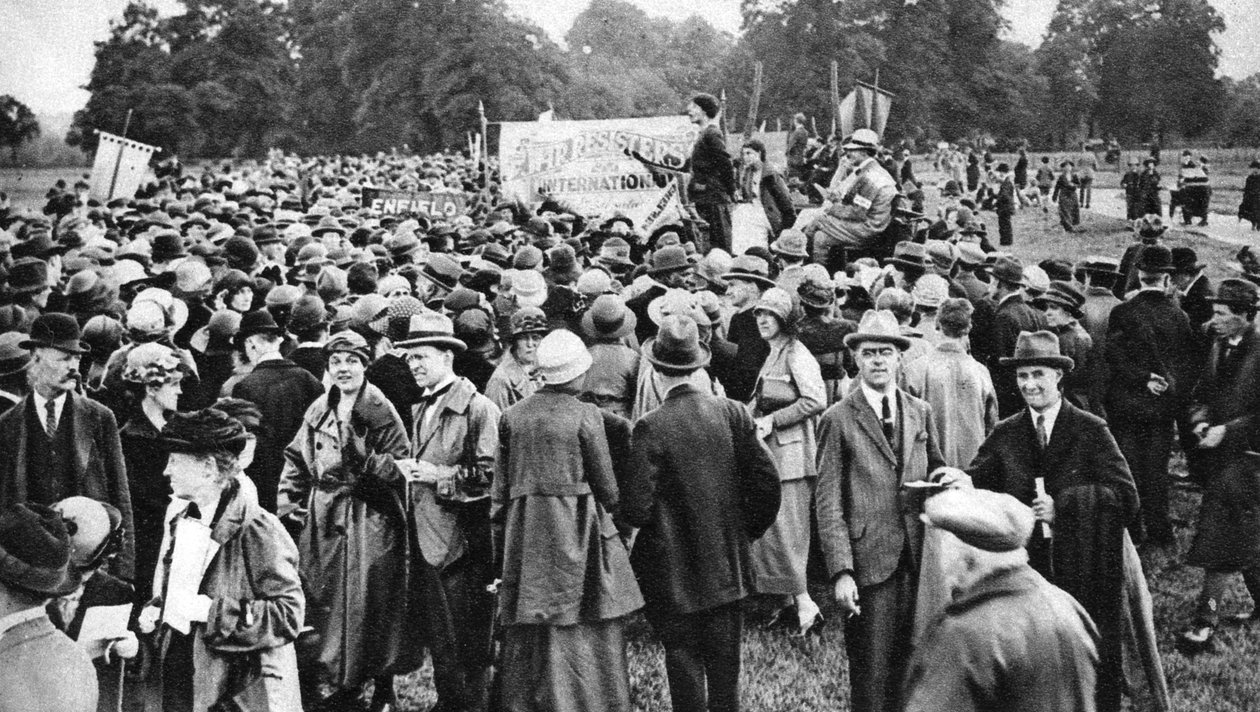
[{"xmin": 0, "ymin": 92, "xmax": 1257, "ymax": 712}]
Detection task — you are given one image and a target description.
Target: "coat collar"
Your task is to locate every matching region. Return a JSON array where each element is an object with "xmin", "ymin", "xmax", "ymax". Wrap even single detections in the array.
[
  {"xmin": 845, "ymin": 388, "xmax": 920, "ymax": 470},
  {"xmin": 0, "ymin": 614, "xmax": 55, "ymax": 654},
  {"xmin": 945, "ymin": 565, "xmax": 1041, "ymax": 614}
]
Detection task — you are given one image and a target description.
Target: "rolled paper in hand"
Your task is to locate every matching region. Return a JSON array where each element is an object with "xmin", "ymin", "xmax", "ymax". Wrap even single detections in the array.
[{"xmin": 1035, "ymin": 477, "xmax": 1052, "ymax": 538}]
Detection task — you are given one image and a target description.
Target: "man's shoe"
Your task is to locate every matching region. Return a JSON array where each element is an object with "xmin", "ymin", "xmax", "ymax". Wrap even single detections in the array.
[{"xmin": 1176, "ymin": 626, "xmax": 1216, "ymax": 655}]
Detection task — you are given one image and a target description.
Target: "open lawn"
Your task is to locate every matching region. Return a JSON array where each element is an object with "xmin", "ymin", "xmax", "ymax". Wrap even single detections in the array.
[{"xmin": 388, "ymin": 199, "xmax": 1260, "ymax": 711}]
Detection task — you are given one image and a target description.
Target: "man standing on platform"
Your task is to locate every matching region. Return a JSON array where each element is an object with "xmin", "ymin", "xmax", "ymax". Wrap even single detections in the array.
[{"xmin": 686, "ymin": 94, "xmax": 736, "ymax": 253}]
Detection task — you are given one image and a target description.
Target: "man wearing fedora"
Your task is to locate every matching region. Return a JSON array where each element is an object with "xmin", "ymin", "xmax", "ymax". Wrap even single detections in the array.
[
  {"xmin": 718, "ymin": 254, "xmax": 777, "ymax": 403},
  {"xmin": 805, "ymin": 128, "xmax": 898, "ymax": 269},
  {"xmin": 1179, "ymin": 278, "xmax": 1260, "ymax": 653},
  {"xmin": 975, "ymin": 255, "xmax": 1048, "ymax": 418},
  {"xmin": 622, "ymin": 314, "xmax": 781, "ymax": 712},
  {"xmin": 1103, "ymin": 244, "xmax": 1194, "ymax": 547},
  {"xmin": 626, "ymin": 245, "xmax": 693, "ymax": 346},
  {"xmin": 1033, "ymin": 281, "xmax": 1094, "ymax": 411},
  {"xmin": 0, "ymin": 503, "xmax": 98, "ymax": 712},
  {"xmin": 968, "ymin": 330, "xmax": 1138, "ymax": 712},
  {"xmin": 902, "ymin": 488, "xmax": 1100, "ymax": 712},
  {"xmin": 0, "ymin": 314, "xmax": 136, "ymax": 583},
  {"xmin": 397, "ymin": 311, "xmax": 501, "ymax": 711},
  {"xmin": 815, "ymin": 309, "xmax": 949, "ymax": 712},
  {"xmin": 230, "ymin": 309, "xmax": 324, "ymax": 514}
]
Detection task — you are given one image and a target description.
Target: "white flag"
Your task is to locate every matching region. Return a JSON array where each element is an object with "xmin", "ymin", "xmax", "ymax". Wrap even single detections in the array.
[{"xmin": 89, "ymin": 131, "xmax": 158, "ymax": 202}]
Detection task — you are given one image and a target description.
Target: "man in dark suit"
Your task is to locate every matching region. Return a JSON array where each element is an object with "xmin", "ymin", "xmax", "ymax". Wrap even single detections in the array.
[
  {"xmin": 1180, "ymin": 279, "xmax": 1260, "ymax": 653},
  {"xmin": 973, "ymin": 256, "xmax": 1048, "ymax": 417},
  {"xmin": 1172, "ymin": 247, "xmax": 1213, "ymax": 485},
  {"xmin": 1104, "ymin": 245, "xmax": 1194, "ymax": 545},
  {"xmin": 231, "ymin": 309, "xmax": 324, "ymax": 513},
  {"xmin": 686, "ymin": 93, "xmax": 736, "ymax": 252},
  {"xmin": 969, "ymin": 330, "xmax": 1138, "ymax": 712},
  {"xmin": 816, "ymin": 309, "xmax": 950, "ymax": 712},
  {"xmin": 995, "ymin": 162, "xmax": 1017, "ymax": 246},
  {"xmin": 0, "ymin": 314, "xmax": 135, "ymax": 582},
  {"xmin": 623, "ymin": 315, "xmax": 780, "ymax": 712}
]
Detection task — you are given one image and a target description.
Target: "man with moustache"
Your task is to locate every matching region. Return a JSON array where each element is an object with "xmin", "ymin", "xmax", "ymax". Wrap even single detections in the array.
[
  {"xmin": 967, "ymin": 330, "xmax": 1138, "ymax": 712},
  {"xmin": 0, "ymin": 314, "xmax": 136, "ymax": 582}
]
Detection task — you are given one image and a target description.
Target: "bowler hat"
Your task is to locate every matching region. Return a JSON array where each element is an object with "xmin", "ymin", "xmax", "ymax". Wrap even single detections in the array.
[
  {"xmin": 150, "ymin": 230, "xmax": 187, "ymax": 261},
  {"xmin": 0, "ymin": 503, "xmax": 79, "ymax": 596},
  {"xmin": 1207, "ymin": 278, "xmax": 1258, "ymax": 309},
  {"xmin": 999, "ymin": 330, "xmax": 1074, "ymax": 371},
  {"xmin": 1171, "ymin": 247, "xmax": 1204, "ymax": 275},
  {"xmin": 234, "ymin": 309, "xmax": 283, "ymax": 347},
  {"xmin": 844, "ymin": 309, "xmax": 912, "ymax": 350},
  {"xmin": 21, "ymin": 313, "xmax": 89, "ymax": 354},
  {"xmin": 395, "ymin": 310, "xmax": 467, "ymax": 352},
  {"xmin": 580, "ymin": 294, "xmax": 637, "ymax": 340},
  {"xmin": 923, "ymin": 488, "xmax": 1034, "ymax": 552},
  {"xmin": 642, "ymin": 314, "xmax": 711, "ymax": 372},
  {"xmin": 1135, "ymin": 245, "xmax": 1174, "ymax": 273},
  {"xmin": 535, "ymin": 329, "xmax": 592, "ymax": 385}
]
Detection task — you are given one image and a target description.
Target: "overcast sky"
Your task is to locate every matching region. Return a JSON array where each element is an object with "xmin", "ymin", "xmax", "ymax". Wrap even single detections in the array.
[{"xmin": 1, "ymin": 0, "xmax": 1256, "ymax": 115}]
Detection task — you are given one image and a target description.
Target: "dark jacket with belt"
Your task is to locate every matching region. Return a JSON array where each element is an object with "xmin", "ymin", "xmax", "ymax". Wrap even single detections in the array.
[
  {"xmin": 0, "ymin": 391, "xmax": 136, "ymax": 581},
  {"xmin": 622, "ymin": 384, "xmax": 780, "ymax": 615},
  {"xmin": 231, "ymin": 358, "xmax": 325, "ymax": 512}
]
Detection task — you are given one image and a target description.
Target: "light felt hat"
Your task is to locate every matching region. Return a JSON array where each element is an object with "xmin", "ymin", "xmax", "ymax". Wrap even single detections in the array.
[{"xmin": 535, "ymin": 329, "xmax": 592, "ymax": 385}]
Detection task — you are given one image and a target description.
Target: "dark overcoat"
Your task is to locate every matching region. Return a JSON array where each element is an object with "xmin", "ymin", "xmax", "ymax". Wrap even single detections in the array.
[
  {"xmin": 1104, "ymin": 289, "xmax": 1195, "ymax": 423},
  {"xmin": 622, "ymin": 384, "xmax": 780, "ymax": 615},
  {"xmin": 232, "ymin": 358, "xmax": 324, "ymax": 512}
]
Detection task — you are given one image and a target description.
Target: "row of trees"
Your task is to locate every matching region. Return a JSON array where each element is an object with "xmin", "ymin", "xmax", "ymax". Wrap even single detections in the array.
[{"xmin": 63, "ymin": 0, "xmax": 1252, "ymax": 159}]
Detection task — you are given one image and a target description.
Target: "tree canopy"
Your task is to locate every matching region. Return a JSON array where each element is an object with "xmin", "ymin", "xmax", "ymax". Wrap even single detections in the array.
[{"xmin": 68, "ymin": 0, "xmax": 1243, "ymax": 158}]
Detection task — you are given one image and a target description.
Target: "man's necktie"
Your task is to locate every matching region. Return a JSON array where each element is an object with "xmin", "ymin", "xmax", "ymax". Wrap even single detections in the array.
[
  {"xmin": 44, "ymin": 399, "xmax": 58, "ymax": 436},
  {"xmin": 1219, "ymin": 343, "xmax": 1233, "ymax": 372},
  {"xmin": 881, "ymin": 395, "xmax": 894, "ymax": 446},
  {"xmin": 1036, "ymin": 414, "xmax": 1048, "ymax": 451}
]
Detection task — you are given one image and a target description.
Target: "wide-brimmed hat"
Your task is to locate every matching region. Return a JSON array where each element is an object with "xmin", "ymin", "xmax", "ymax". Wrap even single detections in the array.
[
  {"xmin": 0, "ymin": 503, "xmax": 80, "ymax": 596},
  {"xmin": 925, "ymin": 240, "xmax": 958, "ymax": 271},
  {"xmin": 1135, "ymin": 244, "xmax": 1174, "ymax": 273},
  {"xmin": 160, "ymin": 407, "xmax": 250, "ymax": 455},
  {"xmin": 7, "ymin": 257, "xmax": 49, "ymax": 295},
  {"xmin": 311, "ymin": 216, "xmax": 346, "ymax": 237},
  {"xmin": 123, "ymin": 342, "xmax": 183, "ymax": 386},
  {"xmin": 842, "ymin": 128, "xmax": 881, "ymax": 153},
  {"xmin": 770, "ymin": 230, "xmax": 809, "ymax": 259},
  {"xmin": 843, "ymin": 309, "xmax": 912, "ymax": 350},
  {"xmin": 234, "ymin": 309, "xmax": 283, "ymax": 347},
  {"xmin": 535, "ymin": 329, "xmax": 592, "ymax": 385},
  {"xmin": 987, "ymin": 255, "xmax": 1026, "ymax": 286},
  {"xmin": 1207, "ymin": 278, "xmax": 1259, "ymax": 309},
  {"xmin": 1034, "ymin": 281, "xmax": 1085, "ymax": 318},
  {"xmin": 912, "ymin": 274, "xmax": 950, "ymax": 309},
  {"xmin": 999, "ymin": 330, "xmax": 1074, "ymax": 371},
  {"xmin": 581, "ymin": 294, "xmax": 637, "ymax": 340},
  {"xmin": 722, "ymin": 254, "xmax": 776, "ymax": 289},
  {"xmin": 395, "ymin": 310, "xmax": 467, "ymax": 352},
  {"xmin": 648, "ymin": 245, "xmax": 691, "ymax": 276},
  {"xmin": 884, "ymin": 241, "xmax": 929, "ymax": 271},
  {"xmin": 642, "ymin": 314, "xmax": 711, "ymax": 372},
  {"xmin": 923, "ymin": 488, "xmax": 1034, "ymax": 553},
  {"xmin": 21, "ymin": 313, "xmax": 89, "ymax": 354}
]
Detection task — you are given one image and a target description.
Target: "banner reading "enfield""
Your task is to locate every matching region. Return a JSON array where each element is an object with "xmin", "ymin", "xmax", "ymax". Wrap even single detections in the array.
[{"xmin": 498, "ymin": 116, "xmax": 697, "ymax": 219}]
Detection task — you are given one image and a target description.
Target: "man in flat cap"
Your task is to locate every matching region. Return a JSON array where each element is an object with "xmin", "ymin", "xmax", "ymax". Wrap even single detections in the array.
[{"xmin": 902, "ymin": 488, "xmax": 1099, "ymax": 712}]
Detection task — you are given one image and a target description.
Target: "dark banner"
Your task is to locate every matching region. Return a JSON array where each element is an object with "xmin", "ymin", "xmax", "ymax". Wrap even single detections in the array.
[{"xmin": 361, "ymin": 187, "xmax": 468, "ymax": 217}]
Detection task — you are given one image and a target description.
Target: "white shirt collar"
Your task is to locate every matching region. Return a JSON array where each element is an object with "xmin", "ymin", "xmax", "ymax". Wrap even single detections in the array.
[
  {"xmin": 1029, "ymin": 397, "xmax": 1064, "ymax": 441},
  {"xmin": 0, "ymin": 607, "xmax": 48, "ymax": 640},
  {"xmin": 860, "ymin": 381, "xmax": 896, "ymax": 420},
  {"xmin": 31, "ymin": 390, "xmax": 68, "ymax": 433}
]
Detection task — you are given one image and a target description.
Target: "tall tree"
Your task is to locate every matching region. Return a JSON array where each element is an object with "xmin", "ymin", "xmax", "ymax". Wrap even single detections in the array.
[{"xmin": 0, "ymin": 96, "xmax": 41, "ymax": 161}]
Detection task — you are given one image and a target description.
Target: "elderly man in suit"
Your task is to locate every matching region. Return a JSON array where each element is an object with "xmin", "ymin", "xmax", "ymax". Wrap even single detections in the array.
[
  {"xmin": 0, "ymin": 503, "xmax": 98, "ymax": 712},
  {"xmin": 815, "ymin": 309, "xmax": 950, "ymax": 712},
  {"xmin": 0, "ymin": 313, "xmax": 135, "ymax": 582},
  {"xmin": 1180, "ymin": 279, "xmax": 1260, "ymax": 653},
  {"xmin": 623, "ymin": 315, "xmax": 781, "ymax": 712},
  {"xmin": 1104, "ymin": 245, "xmax": 1194, "ymax": 546},
  {"xmin": 968, "ymin": 330, "xmax": 1139, "ymax": 712}
]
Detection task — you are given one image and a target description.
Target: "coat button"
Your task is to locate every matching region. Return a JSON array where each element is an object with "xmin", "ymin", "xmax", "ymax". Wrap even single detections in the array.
[{"xmin": 315, "ymin": 443, "xmax": 322, "ymax": 450}]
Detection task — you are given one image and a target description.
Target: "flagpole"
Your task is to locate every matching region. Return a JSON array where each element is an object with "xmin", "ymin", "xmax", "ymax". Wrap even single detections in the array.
[
  {"xmin": 478, "ymin": 100, "xmax": 489, "ymax": 192},
  {"xmin": 106, "ymin": 108, "xmax": 134, "ymax": 202}
]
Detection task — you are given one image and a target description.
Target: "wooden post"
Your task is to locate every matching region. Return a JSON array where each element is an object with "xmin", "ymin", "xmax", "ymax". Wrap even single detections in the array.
[
  {"xmin": 478, "ymin": 100, "xmax": 489, "ymax": 192},
  {"xmin": 743, "ymin": 61, "xmax": 763, "ymax": 141},
  {"xmin": 830, "ymin": 61, "xmax": 842, "ymax": 139},
  {"xmin": 719, "ymin": 88, "xmax": 728, "ymax": 136}
]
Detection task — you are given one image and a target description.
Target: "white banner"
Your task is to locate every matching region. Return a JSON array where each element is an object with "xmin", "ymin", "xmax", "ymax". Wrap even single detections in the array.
[
  {"xmin": 498, "ymin": 115, "xmax": 698, "ymax": 218},
  {"xmin": 89, "ymin": 131, "xmax": 158, "ymax": 202}
]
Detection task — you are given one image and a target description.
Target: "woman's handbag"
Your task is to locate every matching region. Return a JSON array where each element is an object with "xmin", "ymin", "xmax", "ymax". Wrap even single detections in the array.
[{"xmin": 756, "ymin": 373, "xmax": 799, "ymax": 415}]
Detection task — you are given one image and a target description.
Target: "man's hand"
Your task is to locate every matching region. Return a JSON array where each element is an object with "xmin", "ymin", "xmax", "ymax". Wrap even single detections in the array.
[
  {"xmin": 1147, "ymin": 373, "xmax": 1169, "ymax": 396},
  {"xmin": 1199, "ymin": 424, "xmax": 1227, "ymax": 449},
  {"xmin": 755, "ymin": 415, "xmax": 774, "ymax": 440},
  {"xmin": 833, "ymin": 573, "xmax": 860, "ymax": 617},
  {"xmin": 1032, "ymin": 492, "xmax": 1055, "ymax": 525},
  {"xmin": 929, "ymin": 467, "xmax": 973, "ymax": 489}
]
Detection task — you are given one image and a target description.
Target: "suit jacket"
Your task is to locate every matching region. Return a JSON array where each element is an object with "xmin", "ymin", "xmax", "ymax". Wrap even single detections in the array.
[
  {"xmin": 0, "ymin": 615, "xmax": 97, "ymax": 712},
  {"xmin": 0, "ymin": 391, "xmax": 136, "ymax": 580},
  {"xmin": 623, "ymin": 384, "xmax": 781, "ymax": 615},
  {"xmin": 967, "ymin": 400, "xmax": 1139, "ymax": 576},
  {"xmin": 1104, "ymin": 289, "xmax": 1195, "ymax": 423},
  {"xmin": 815, "ymin": 388, "xmax": 946, "ymax": 587},
  {"xmin": 688, "ymin": 124, "xmax": 735, "ymax": 205}
]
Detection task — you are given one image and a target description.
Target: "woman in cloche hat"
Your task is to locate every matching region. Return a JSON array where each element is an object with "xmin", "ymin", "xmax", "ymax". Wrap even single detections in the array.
[{"xmin": 277, "ymin": 330, "xmax": 419, "ymax": 711}]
